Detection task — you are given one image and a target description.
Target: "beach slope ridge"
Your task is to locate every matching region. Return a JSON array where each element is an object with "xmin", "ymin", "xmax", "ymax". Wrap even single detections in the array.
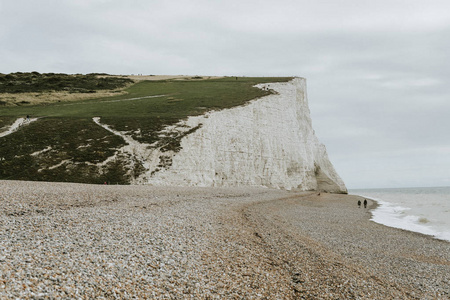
[{"xmin": 146, "ymin": 78, "xmax": 347, "ymax": 193}]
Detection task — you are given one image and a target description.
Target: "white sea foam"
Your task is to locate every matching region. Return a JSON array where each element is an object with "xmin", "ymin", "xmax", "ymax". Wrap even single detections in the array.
[{"xmin": 351, "ymin": 187, "xmax": 450, "ymax": 242}]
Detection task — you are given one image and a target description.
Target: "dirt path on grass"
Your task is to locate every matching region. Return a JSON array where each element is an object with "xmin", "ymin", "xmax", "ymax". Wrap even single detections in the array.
[
  {"xmin": 0, "ymin": 117, "xmax": 38, "ymax": 138},
  {"xmin": 92, "ymin": 117, "xmax": 160, "ymax": 177}
]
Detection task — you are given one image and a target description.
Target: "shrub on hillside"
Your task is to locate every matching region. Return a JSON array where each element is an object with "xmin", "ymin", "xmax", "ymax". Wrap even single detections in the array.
[{"xmin": 0, "ymin": 72, "xmax": 133, "ymax": 93}]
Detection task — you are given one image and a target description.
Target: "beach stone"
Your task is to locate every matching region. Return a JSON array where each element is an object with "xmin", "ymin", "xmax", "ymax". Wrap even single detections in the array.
[{"xmin": 0, "ymin": 181, "xmax": 448, "ymax": 298}]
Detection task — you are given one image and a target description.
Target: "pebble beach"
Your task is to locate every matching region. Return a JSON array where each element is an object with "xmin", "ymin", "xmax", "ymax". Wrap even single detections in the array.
[{"xmin": 0, "ymin": 180, "xmax": 449, "ymax": 299}]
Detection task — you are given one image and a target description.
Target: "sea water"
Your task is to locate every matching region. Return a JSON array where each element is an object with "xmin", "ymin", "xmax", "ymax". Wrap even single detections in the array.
[{"xmin": 350, "ymin": 186, "xmax": 450, "ymax": 242}]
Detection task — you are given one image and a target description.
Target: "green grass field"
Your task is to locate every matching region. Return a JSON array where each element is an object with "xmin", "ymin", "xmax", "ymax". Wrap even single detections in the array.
[{"xmin": 0, "ymin": 76, "xmax": 293, "ymax": 183}]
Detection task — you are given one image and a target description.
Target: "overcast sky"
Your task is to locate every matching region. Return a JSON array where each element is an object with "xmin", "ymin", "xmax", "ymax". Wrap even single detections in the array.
[{"xmin": 1, "ymin": 0, "xmax": 449, "ymax": 189}]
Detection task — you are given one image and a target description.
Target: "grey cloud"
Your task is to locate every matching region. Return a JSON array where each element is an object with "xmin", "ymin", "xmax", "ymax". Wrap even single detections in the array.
[{"xmin": 1, "ymin": 0, "xmax": 450, "ymax": 188}]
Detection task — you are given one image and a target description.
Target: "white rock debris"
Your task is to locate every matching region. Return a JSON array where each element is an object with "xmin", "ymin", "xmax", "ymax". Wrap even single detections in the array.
[
  {"xmin": 31, "ymin": 146, "xmax": 52, "ymax": 156},
  {"xmin": 47, "ymin": 159, "xmax": 71, "ymax": 170}
]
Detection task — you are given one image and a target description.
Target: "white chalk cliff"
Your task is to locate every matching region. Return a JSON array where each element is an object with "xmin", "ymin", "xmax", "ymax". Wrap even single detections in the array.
[{"xmin": 144, "ymin": 78, "xmax": 347, "ymax": 193}]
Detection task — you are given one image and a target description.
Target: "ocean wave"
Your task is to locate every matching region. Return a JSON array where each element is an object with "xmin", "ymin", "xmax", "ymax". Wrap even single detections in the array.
[{"xmin": 355, "ymin": 194, "xmax": 450, "ymax": 242}]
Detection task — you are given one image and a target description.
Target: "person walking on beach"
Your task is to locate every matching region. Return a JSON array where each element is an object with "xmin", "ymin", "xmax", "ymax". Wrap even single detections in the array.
[
  {"xmin": 364, "ymin": 199, "xmax": 367, "ymax": 208},
  {"xmin": 358, "ymin": 200, "xmax": 361, "ymax": 208}
]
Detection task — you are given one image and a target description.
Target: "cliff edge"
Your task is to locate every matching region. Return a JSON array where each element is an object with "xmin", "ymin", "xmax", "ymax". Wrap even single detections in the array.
[{"xmin": 145, "ymin": 78, "xmax": 347, "ymax": 193}]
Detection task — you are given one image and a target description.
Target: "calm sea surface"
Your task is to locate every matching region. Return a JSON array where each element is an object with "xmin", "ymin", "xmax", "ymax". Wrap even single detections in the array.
[{"xmin": 350, "ymin": 186, "xmax": 450, "ymax": 242}]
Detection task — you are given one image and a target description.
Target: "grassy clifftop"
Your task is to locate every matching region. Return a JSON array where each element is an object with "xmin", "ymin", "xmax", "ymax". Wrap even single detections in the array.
[{"xmin": 0, "ymin": 74, "xmax": 293, "ymax": 184}]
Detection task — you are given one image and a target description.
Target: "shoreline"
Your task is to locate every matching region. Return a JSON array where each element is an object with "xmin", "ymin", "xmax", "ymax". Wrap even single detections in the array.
[
  {"xmin": 273, "ymin": 192, "xmax": 450, "ymax": 298},
  {"xmin": 0, "ymin": 181, "xmax": 449, "ymax": 298},
  {"xmin": 352, "ymin": 191, "xmax": 450, "ymax": 243}
]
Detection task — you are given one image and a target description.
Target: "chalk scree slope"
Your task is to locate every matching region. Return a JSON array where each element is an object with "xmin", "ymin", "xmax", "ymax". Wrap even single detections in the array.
[{"xmin": 144, "ymin": 78, "xmax": 346, "ymax": 193}]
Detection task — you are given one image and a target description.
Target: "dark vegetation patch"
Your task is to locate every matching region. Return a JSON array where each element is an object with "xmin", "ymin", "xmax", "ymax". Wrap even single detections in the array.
[
  {"xmin": 159, "ymin": 124, "xmax": 202, "ymax": 152},
  {"xmin": 0, "ymin": 76, "xmax": 294, "ymax": 183},
  {"xmin": 0, "ymin": 118, "xmax": 128, "ymax": 184},
  {"xmin": 0, "ymin": 72, "xmax": 133, "ymax": 94},
  {"xmin": 0, "ymin": 116, "xmax": 17, "ymax": 129}
]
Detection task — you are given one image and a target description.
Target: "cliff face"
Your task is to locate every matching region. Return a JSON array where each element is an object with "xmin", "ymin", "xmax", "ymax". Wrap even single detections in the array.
[{"xmin": 146, "ymin": 78, "xmax": 347, "ymax": 193}]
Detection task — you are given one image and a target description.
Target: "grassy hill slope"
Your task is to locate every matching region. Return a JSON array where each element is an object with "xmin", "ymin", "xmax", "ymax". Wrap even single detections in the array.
[{"xmin": 0, "ymin": 75, "xmax": 293, "ymax": 184}]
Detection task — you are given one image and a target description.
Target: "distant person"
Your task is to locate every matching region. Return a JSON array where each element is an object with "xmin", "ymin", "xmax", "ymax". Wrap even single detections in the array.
[
  {"xmin": 358, "ymin": 200, "xmax": 361, "ymax": 208},
  {"xmin": 26, "ymin": 115, "xmax": 30, "ymax": 121},
  {"xmin": 364, "ymin": 199, "xmax": 367, "ymax": 208}
]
